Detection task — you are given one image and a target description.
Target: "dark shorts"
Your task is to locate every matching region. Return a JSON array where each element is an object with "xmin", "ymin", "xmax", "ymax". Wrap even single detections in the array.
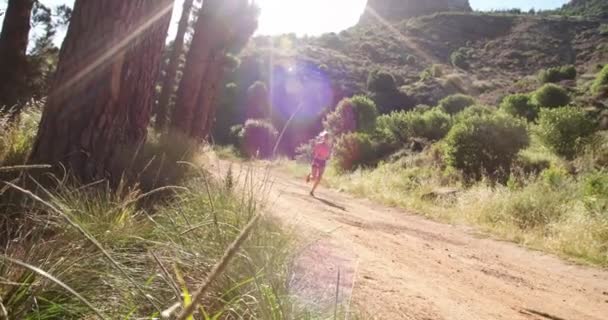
[{"xmin": 312, "ymin": 158, "xmax": 327, "ymax": 169}]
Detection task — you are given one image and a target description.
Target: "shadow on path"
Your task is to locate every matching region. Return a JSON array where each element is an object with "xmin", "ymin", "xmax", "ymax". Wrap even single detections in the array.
[{"xmin": 313, "ymin": 195, "xmax": 347, "ymax": 212}]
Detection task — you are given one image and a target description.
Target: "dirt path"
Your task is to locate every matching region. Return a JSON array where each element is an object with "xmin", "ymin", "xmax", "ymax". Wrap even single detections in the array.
[{"xmin": 214, "ymin": 160, "xmax": 608, "ymax": 320}]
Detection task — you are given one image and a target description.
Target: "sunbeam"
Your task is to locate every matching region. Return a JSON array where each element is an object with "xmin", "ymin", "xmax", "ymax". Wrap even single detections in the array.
[{"xmin": 51, "ymin": 1, "xmax": 174, "ymax": 100}]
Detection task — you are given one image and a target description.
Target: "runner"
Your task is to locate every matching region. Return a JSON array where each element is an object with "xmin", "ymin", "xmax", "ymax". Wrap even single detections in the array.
[{"xmin": 306, "ymin": 131, "xmax": 332, "ymax": 197}]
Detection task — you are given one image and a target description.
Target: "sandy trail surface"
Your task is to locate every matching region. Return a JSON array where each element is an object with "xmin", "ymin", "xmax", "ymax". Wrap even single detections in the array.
[{"xmin": 213, "ymin": 160, "xmax": 608, "ymax": 320}]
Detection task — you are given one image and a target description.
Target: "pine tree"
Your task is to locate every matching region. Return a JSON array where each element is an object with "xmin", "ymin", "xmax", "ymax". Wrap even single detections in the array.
[{"xmin": 30, "ymin": 0, "xmax": 173, "ymax": 182}]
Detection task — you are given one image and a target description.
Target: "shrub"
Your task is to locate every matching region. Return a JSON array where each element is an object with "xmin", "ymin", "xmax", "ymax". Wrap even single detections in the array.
[
  {"xmin": 377, "ymin": 108, "xmax": 452, "ymax": 144},
  {"xmin": 582, "ymin": 171, "xmax": 608, "ymax": 216},
  {"xmin": 499, "ymin": 94, "xmax": 538, "ymax": 121},
  {"xmin": 367, "ymin": 70, "xmax": 397, "ymax": 92},
  {"xmin": 501, "ymin": 180, "xmax": 570, "ymax": 229},
  {"xmin": 450, "ymin": 49, "xmax": 468, "ymax": 69},
  {"xmin": 438, "ymin": 94, "xmax": 476, "ymax": 115},
  {"xmin": 333, "ymin": 132, "xmax": 374, "ymax": 171},
  {"xmin": 538, "ymin": 65, "xmax": 577, "ymax": 83},
  {"xmin": 419, "ymin": 64, "xmax": 442, "ymax": 81},
  {"xmin": 454, "ymin": 104, "xmax": 495, "ymax": 123},
  {"xmin": 592, "ymin": 64, "xmax": 608, "ymax": 95},
  {"xmin": 532, "ymin": 84, "xmax": 571, "ymax": 108},
  {"xmin": 444, "ymin": 113, "xmax": 529, "ymax": 182},
  {"xmin": 368, "ymin": 89, "xmax": 415, "ymax": 114},
  {"xmin": 324, "ymin": 95, "xmax": 378, "ymax": 136},
  {"xmin": 406, "ymin": 55, "xmax": 417, "ymax": 65},
  {"xmin": 239, "ymin": 119, "xmax": 278, "ymax": 158},
  {"xmin": 0, "ymin": 107, "xmax": 40, "ymax": 166},
  {"xmin": 536, "ymin": 107, "xmax": 596, "ymax": 159}
]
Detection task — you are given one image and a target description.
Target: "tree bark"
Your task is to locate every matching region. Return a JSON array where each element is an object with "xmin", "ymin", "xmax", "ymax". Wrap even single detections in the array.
[
  {"xmin": 170, "ymin": 0, "xmax": 257, "ymax": 141},
  {"xmin": 170, "ymin": 0, "xmax": 223, "ymax": 137},
  {"xmin": 30, "ymin": 0, "xmax": 173, "ymax": 182},
  {"xmin": 155, "ymin": 0, "xmax": 194, "ymax": 131},
  {"xmin": 0, "ymin": 0, "xmax": 35, "ymax": 115},
  {"xmin": 190, "ymin": 53, "xmax": 226, "ymax": 139}
]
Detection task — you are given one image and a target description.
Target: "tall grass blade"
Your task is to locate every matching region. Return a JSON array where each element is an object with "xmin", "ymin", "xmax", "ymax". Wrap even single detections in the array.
[
  {"xmin": 175, "ymin": 214, "xmax": 261, "ymax": 320},
  {"xmin": 2, "ymin": 180, "xmax": 161, "ymax": 312},
  {"xmin": 0, "ymin": 255, "xmax": 106, "ymax": 320}
]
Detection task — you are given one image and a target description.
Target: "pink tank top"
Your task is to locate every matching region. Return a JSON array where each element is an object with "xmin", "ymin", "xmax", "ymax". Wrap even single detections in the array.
[{"xmin": 313, "ymin": 142, "xmax": 331, "ymax": 160}]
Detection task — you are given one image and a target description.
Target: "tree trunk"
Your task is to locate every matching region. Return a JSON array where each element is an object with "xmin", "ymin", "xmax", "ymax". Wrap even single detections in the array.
[
  {"xmin": 190, "ymin": 53, "xmax": 226, "ymax": 139},
  {"xmin": 0, "ymin": 0, "xmax": 35, "ymax": 115},
  {"xmin": 170, "ymin": 0, "xmax": 223, "ymax": 137},
  {"xmin": 30, "ymin": 0, "xmax": 173, "ymax": 182},
  {"xmin": 155, "ymin": 0, "xmax": 194, "ymax": 131},
  {"xmin": 170, "ymin": 0, "xmax": 256, "ymax": 141}
]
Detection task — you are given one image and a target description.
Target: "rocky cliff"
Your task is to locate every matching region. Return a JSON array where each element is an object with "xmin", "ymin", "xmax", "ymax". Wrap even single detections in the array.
[{"xmin": 359, "ymin": 0, "xmax": 472, "ymax": 23}]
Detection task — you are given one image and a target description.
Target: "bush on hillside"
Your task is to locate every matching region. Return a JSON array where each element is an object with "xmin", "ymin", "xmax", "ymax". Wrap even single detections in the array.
[
  {"xmin": 444, "ymin": 113, "xmax": 529, "ymax": 182},
  {"xmin": 592, "ymin": 64, "xmax": 608, "ymax": 95},
  {"xmin": 406, "ymin": 55, "xmax": 417, "ymax": 65},
  {"xmin": 333, "ymin": 132, "xmax": 374, "ymax": 172},
  {"xmin": 533, "ymin": 84, "xmax": 571, "ymax": 108},
  {"xmin": 324, "ymin": 95, "xmax": 378, "ymax": 136},
  {"xmin": 368, "ymin": 90, "xmax": 415, "ymax": 114},
  {"xmin": 500, "ymin": 94, "xmax": 538, "ymax": 121},
  {"xmin": 367, "ymin": 70, "xmax": 397, "ymax": 92},
  {"xmin": 538, "ymin": 65, "xmax": 577, "ymax": 83},
  {"xmin": 438, "ymin": 94, "xmax": 476, "ymax": 115},
  {"xmin": 450, "ymin": 49, "xmax": 468, "ymax": 69},
  {"xmin": 454, "ymin": 105, "xmax": 496, "ymax": 123},
  {"xmin": 536, "ymin": 107, "xmax": 596, "ymax": 159},
  {"xmin": 582, "ymin": 170, "xmax": 608, "ymax": 216},
  {"xmin": 239, "ymin": 119, "xmax": 278, "ymax": 159},
  {"xmin": 377, "ymin": 108, "xmax": 452, "ymax": 145}
]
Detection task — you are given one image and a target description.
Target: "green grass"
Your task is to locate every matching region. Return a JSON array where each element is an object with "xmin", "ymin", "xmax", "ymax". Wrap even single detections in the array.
[{"xmin": 0, "ymin": 110, "xmax": 352, "ymax": 319}]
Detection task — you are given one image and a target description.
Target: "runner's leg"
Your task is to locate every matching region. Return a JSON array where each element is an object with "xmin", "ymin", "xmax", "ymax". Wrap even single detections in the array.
[{"xmin": 310, "ymin": 164, "xmax": 325, "ymax": 196}]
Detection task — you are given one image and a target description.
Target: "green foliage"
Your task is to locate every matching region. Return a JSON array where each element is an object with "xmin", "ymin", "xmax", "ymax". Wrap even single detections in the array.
[
  {"xmin": 454, "ymin": 104, "xmax": 496, "ymax": 123},
  {"xmin": 450, "ymin": 48, "xmax": 469, "ymax": 69},
  {"xmin": 367, "ymin": 70, "xmax": 397, "ymax": 92},
  {"xmin": 444, "ymin": 112, "xmax": 529, "ymax": 182},
  {"xmin": 239, "ymin": 119, "xmax": 278, "ymax": 158},
  {"xmin": 333, "ymin": 132, "xmax": 374, "ymax": 171},
  {"xmin": 438, "ymin": 94, "xmax": 476, "ymax": 115},
  {"xmin": 532, "ymin": 84, "xmax": 571, "ymax": 108},
  {"xmin": 538, "ymin": 65, "xmax": 577, "ymax": 83},
  {"xmin": 592, "ymin": 64, "xmax": 608, "ymax": 95},
  {"xmin": 582, "ymin": 171, "xmax": 608, "ymax": 216},
  {"xmin": 499, "ymin": 94, "xmax": 538, "ymax": 121},
  {"xmin": 0, "ymin": 168, "xmax": 312, "ymax": 319},
  {"xmin": 558, "ymin": 0, "xmax": 608, "ymax": 19},
  {"xmin": 499, "ymin": 176, "xmax": 572, "ymax": 229},
  {"xmin": 377, "ymin": 108, "xmax": 452, "ymax": 145},
  {"xmin": 419, "ymin": 64, "xmax": 443, "ymax": 81},
  {"xmin": 324, "ymin": 95, "xmax": 378, "ymax": 136},
  {"xmin": 536, "ymin": 107, "xmax": 596, "ymax": 159},
  {"xmin": 0, "ymin": 106, "xmax": 41, "ymax": 166},
  {"xmin": 368, "ymin": 89, "xmax": 414, "ymax": 114}
]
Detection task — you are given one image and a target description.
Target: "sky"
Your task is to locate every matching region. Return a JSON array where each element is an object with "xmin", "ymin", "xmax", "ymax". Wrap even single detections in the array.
[{"xmin": 0, "ymin": 0, "xmax": 571, "ymax": 43}]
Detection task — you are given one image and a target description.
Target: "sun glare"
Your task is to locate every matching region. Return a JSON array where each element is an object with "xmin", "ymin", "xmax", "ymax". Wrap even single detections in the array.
[{"xmin": 255, "ymin": 0, "xmax": 367, "ymax": 36}]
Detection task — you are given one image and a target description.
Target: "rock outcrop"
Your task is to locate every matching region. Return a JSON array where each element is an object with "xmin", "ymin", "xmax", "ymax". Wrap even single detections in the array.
[{"xmin": 360, "ymin": 0, "xmax": 472, "ymax": 23}]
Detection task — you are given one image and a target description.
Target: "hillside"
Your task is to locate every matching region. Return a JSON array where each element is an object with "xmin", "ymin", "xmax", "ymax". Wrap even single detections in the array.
[
  {"xmin": 359, "ymin": 0, "xmax": 472, "ymax": 23},
  {"xmin": 559, "ymin": 0, "xmax": 608, "ymax": 19},
  {"xmin": 243, "ymin": 12, "xmax": 606, "ymax": 106},
  {"xmin": 229, "ymin": 11, "xmax": 608, "ymax": 153}
]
